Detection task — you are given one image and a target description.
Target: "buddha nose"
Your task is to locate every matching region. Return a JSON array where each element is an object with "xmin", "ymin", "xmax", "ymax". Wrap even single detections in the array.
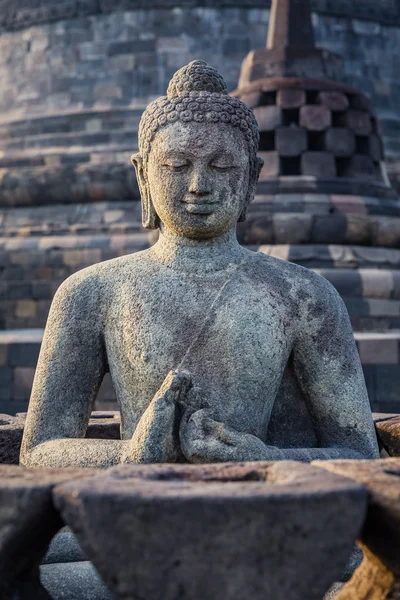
[{"xmin": 189, "ymin": 168, "xmax": 211, "ymax": 196}]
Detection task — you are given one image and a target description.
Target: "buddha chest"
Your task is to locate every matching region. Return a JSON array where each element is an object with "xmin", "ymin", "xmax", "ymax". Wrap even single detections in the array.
[{"xmin": 104, "ymin": 261, "xmax": 296, "ymax": 438}]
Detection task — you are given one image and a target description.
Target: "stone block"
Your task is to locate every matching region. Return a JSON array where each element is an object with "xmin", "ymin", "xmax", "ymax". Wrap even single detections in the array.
[
  {"xmin": 367, "ymin": 298, "xmax": 400, "ymax": 317},
  {"xmin": 222, "ymin": 38, "xmax": 249, "ymax": 55},
  {"xmin": 0, "ymin": 414, "xmax": 24, "ymax": 464},
  {"xmin": 107, "ymin": 40, "xmax": 155, "ymax": 56},
  {"xmin": 0, "ymin": 368, "xmax": 12, "ymax": 401},
  {"xmin": 349, "ymin": 155, "xmax": 376, "ymax": 178},
  {"xmin": 301, "ymin": 152, "xmax": 336, "ymax": 178},
  {"xmin": 54, "ymin": 461, "xmax": 367, "ymax": 600},
  {"xmin": 345, "ymin": 214, "xmax": 373, "ymax": 245},
  {"xmin": 0, "ymin": 345, "xmax": 8, "ymax": 367},
  {"xmin": 318, "ymin": 91, "xmax": 349, "ymax": 112},
  {"xmin": 311, "ymin": 215, "xmax": 347, "ymax": 244},
  {"xmin": 273, "ymin": 214, "xmax": 312, "ymax": 244},
  {"xmin": 9, "ymin": 343, "xmax": 40, "ymax": 367},
  {"xmin": 325, "ymin": 128, "xmax": 355, "ymax": 157},
  {"xmin": 315, "ymin": 458, "xmax": 400, "ymax": 594},
  {"xmin": 253, "ymin": 106, "xmax": 282, "ymax": 131},
  {"xmin": 361, "ymin": 269, "xmax": 393, "ymax": 299},
  {"xmin": 86, "ymin": 411, "xmax": 120, "ymax": 440},
  {"xmin": 276, "ymin": 88, "xmax": 306, "ymax": 109},
  {"xmin": 374, "ymin": 416, "xmax": 400, "ymax": 457},
  {"xmin": 376, "ymin": 365, "xmax": 400, "ymax": 408},
  {"xmin": 31, "ymin": 281, "xmax": 52, "ymax": 300},
  {"xmin": 358, "ymin": 339, "xmax": 399, "ymax": 365},
  {"xmin": 318, "ymin": 269, "xmax": 363, "ymax": 297},
  {"xmin": 300, "ymin": 105, "xmax": 331, "ymax": 131},
  {"xmin": 346, "ymin": 109, "xmax": 373, "ymax": 135},
  {"xmin": 237, "ymin": 215, "xmax": 274, "ymax": 245},
  {"xmin": 258, "ymin": 151, "xmax": 280, "ymax": 179},
  {"xmin": 13, "ymin": 367, "xmax": 35, "ymax": 400},
  {"xmin": 15, "ymin": 300, "xmax": 36, "ymax": 318},
  {"xmin": 275, "ymin": 127, "xmax": 307, "ymax": 157},
  {"xmin": 0, "ymin": 465, "xmax": 96, "ymax": 599}
]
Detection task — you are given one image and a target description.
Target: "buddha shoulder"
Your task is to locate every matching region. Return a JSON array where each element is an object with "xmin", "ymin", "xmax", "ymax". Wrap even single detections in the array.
[
  {"xmin": 251, "ymin": 252, "xmax": 345, "ymax": 320},
  {"xmin": 49, "ymin": 251, "xmax": 153, "ymax": 317}
]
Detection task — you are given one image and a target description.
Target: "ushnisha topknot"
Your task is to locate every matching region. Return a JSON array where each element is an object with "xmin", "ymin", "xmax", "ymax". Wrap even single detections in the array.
[
  {"xmin": 167, "ymin": 60, "xmax": 228, "ymax": 96},
  {"xmin": 138, "ymin": 60, "xmax": 260, "ymax": 175}
]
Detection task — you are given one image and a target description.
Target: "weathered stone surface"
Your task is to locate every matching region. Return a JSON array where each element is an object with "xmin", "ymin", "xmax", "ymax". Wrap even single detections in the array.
[
  {"xmin": 315, "ymin": 458, "xmax": 400, "ymax": 597},
  {"xmin": 318, "ymin": 91, "xmax": 349, "ymax": 112},
  {"xmin": 253, "ymin": 105, "xmax": 283, "ymax": 131},
  {"xmin": 20, "ymin": 61, "xmax": 379, "ymax": 470},
  {"xmin": 349, "ymin": 155, "xmax": 376, "ymax": 178},
  {"xmin": 325, "ymin": 128, "xmax": 355, "ymax": 157},
  {"xmin": 85, "ymin": 411, "xmax": 121, "ymax": 440},
  {"xmin": 0, "ymin": 465, "xmax": 95, "ymax": 599},
  {"xmin": 0, "ymin": 413, "xmax": 24, "ymax": 464},
  {"xmin": 54, "ymin": 461, "xmax": 367, "ymax": 600},
  {"xmin": 301, "ymin": 151, "xmax": 336, "ymax": 177},
  {"xmin": 374, "ymin": 416, "xmax": 400, "ymax": 457},
  {"xmin": 43, "ymin": 527, "xmax": 87, "ymax": 565},
  {"xmin": 277, "ymin": 88, "xmax": 306, "ymax": 109},
  {"xmin": 40, "ymin": 561, "xmax": 112, "ymax": 600},
  {"xmin": 275, "ymin": 127, "xmax": 307, "ymax": 156},
  {"xmin": 346, "ymin": 110, "xmax": 373, "ymax": 136},
  {"xmin": 300, "ymin": 105, "xmax": 332, "ymax": 131}
]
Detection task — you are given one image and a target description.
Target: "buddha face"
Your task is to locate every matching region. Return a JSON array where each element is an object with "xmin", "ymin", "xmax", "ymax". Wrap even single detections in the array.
[{"xmin": 140, "ymin": 121, "xmax": 251, "ymax": 240}]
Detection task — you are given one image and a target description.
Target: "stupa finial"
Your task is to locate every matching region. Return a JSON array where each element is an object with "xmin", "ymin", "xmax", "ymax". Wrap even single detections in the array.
[{"xmin": 266, "ymin": 0, "xmax": 315, "ymax": 50}]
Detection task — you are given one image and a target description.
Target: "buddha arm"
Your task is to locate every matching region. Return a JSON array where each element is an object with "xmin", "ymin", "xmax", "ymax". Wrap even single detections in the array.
[
  {"xmin": 19, "ymin": 270, "xmax": 128, "ymax": 469},
  {"xmin": 287, "ymin": 279, "xmax": 380, "ymax": 461},
  {"xmin": 181, "ymin": 279, "xmax": 380, "ymax": 464}
]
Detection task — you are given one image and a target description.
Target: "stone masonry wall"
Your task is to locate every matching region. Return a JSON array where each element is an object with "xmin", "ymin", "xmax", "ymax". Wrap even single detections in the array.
[{"xmin": 0, "ymin": 5, "xmax": 399, "ymax": 192}]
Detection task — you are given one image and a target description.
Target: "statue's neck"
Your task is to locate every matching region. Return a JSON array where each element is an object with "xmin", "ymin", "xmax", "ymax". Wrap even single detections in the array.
[{"xmin": 150, "ymin": 227, "xmax": 248, "ymax": 274}]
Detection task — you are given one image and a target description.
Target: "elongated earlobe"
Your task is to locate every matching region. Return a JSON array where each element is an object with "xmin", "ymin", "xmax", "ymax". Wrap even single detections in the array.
[
  {"xmin": 238, "ymin": 156, "xmax": 264, "ymax": 222},
  {"xmin": 131, "ymin": 153, "xmax": 160, "ymax": 230}
]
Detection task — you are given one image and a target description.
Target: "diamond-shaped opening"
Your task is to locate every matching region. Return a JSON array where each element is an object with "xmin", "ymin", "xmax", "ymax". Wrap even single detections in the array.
[
  {"xmin": 308, "ymin": 131, "xmax": 325, "ymax": 151},
  {"xmin": 336, "ymin": 157, "xmax": 352, "ymax": 178},
  {"xmin": 260, "ymin": 91, "xmax": 277, "ymax": 106},
  {"xmin": 371, "ymin": 116, "xmax": 379, "ymax": 134},
  {"xmin": 306, "ymin": 90, "xmax": 319, "ymax": 104},
  {"xmin": 282, "ymin": 108, "xmax": 299, "ymax": 126},
  {"xmin": 332, "ymin": 112, "xmax": 347, "ymax": 128},
  {"xmin": 259, "ymin": 131, "xmax": 275, "ymax": 151},
  {"xmin": 281, "ymin": 156, "xmax": 301, "ymax": 175},
  {"xmin": 356, "ymin": 136, "xmax": 369, "ymax": 155}
]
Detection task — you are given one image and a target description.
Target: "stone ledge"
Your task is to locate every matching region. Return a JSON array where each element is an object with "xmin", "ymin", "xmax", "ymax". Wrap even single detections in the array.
[
  {"xmin": 52, "ymin": 461, "xmax": 367, "ymax": 600},
  {"xmin": 314, "ymin": 459, "xmax": 400, "ymax": 597}
]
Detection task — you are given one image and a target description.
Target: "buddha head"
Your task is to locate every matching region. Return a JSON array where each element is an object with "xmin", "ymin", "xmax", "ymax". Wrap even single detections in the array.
[{"xmin": 131, "ymin": 61, "xmax": 263, "ymax": 240}]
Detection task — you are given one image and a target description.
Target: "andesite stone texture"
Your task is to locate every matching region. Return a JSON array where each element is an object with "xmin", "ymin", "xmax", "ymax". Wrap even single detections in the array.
[
  {"xmin": 53, "ymin": 461, "xmax": 367, "ymax": 600},
  {"xmin": 20, "ymin": 62, "xmax": 379, "ymax": 470},
  {"xmin": 0, "ymin": 465, "xmax": 97, "ymax": 600},
  {"xmin": 315, "ymin": 458, "xmax": 400, "ymax": 599}
]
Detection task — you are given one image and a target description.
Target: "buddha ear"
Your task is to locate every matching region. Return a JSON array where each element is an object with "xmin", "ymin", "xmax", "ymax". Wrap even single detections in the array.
[
  {"xmin": 238, "ymin": 156, "xmax": 264, "ymax": 223},
  {"xmin": 131, "ymin": 153, "xmax": 160, "ymax": 230}
]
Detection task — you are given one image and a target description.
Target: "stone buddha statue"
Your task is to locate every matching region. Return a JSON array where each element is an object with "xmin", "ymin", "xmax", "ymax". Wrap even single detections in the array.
[{"xmin": 20, "ymin": 61, "xmax": 379, "ymax": 468}]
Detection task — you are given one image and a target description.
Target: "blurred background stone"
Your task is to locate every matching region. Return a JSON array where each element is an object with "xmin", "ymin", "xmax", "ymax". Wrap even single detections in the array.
[{"xmin": 1, "ymin": 0, "xmax": 400, "ymax": 413}]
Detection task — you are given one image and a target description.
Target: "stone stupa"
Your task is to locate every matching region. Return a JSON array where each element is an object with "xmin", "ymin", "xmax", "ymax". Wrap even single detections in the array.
[{"xmin": 234, "ymin": 0, "xmax": 400, "ymax": 413}]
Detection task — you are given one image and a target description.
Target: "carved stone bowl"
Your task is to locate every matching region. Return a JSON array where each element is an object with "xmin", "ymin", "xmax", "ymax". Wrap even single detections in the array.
[{"xmin": 54, "ymin": 461, "xmax": 367, "ymax": 600}]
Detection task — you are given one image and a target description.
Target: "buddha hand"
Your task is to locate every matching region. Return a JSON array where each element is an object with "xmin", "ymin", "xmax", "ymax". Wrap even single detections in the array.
[
  {"xmin": 125, "ymin": 369, "xmax": 192, "ymax": 463},
  {"xmin": 180, "ymin": 408, "xmax": 270, "ymax": 463}
]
